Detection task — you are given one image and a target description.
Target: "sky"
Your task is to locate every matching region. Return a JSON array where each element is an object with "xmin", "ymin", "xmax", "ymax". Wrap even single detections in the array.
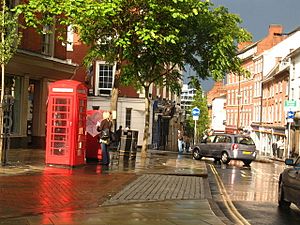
[
  {"xmin": 185, "ymin": 0, "xmax": 300, "ymax": 91},
  {"xmin": 213, "ymin": 0, "xmax": 300, "ymax": 41}
]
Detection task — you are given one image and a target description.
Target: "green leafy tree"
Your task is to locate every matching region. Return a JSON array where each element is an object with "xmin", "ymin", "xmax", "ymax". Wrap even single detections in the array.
[
  {"xmin": 186, "ymin": 79, "xmax": 210, "ymax": 143},
  {"xmin": 0, "ymin": 1, "xmax": 22, "ymax": 164},
  {"xmin": 17, "ymin": 0, "xmax": 251, "ymax": 156}
]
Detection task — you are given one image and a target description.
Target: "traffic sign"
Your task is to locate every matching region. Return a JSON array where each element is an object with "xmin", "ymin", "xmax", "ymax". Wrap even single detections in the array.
[
  {"xmin": 287, "ymin": 111, "xmax": 295, "ymax": 119},
  {"xmin": 191, "ymin": 107, "xmax": 200, "ymax": 116}
]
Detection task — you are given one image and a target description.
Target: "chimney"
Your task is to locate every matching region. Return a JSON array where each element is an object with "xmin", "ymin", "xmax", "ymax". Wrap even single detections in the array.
[{"xmin": 269, "ymin": 24, "xmax": 283, "ymax": 36}]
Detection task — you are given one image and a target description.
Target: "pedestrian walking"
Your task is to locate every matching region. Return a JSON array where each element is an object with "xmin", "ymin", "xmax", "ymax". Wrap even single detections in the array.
[{"xmin": 97, "ymin": 111, "xmax": 112, "ymax": 165}]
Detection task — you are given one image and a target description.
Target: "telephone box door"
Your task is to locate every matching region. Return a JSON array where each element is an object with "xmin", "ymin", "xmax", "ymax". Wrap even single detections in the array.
[{"xmin": 46, "ymin": 97, "xmax": 73, "ymax": 165}]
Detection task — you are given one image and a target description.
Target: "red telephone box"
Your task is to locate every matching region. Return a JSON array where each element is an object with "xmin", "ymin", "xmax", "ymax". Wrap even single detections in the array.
[{"xmin": 46, "ymin": 80, "xmax": 87, "ymax": 166}]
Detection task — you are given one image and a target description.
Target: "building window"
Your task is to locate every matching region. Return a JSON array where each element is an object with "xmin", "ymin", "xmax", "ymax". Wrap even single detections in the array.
[
  {"xmin": 95, "ymin": 61, "xmax": 116, "ymax": 96},
  {"xmin": 66, "ymin": 25, "xmax": 74, "ymax": 51},
  {"xmin": 125, "ymin": 108, "xmax": 132, "ymax": 128},
  {"xmin": 244, "ymin": 87, "xmax": 248, "ymax": 104},
  {"xmin": 275, "ymin": 102, "xmax": 278, "ymax": 122},
  {"xmin": 41, "ymin": 25, "xmax": 54, "ymax": 56},
  {"xmin": 279, "ymin": 100, "xmax": 282, "ymax": 122},
  {"xmin": 278, "ymin": 81, "xmax": 282, "ymax": 93}
]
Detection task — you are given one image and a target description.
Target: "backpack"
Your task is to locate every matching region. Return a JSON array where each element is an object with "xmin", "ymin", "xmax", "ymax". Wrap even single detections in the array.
[{"xmin": 100, "ymin": 128, "xmax": 110, "ymax": 140}]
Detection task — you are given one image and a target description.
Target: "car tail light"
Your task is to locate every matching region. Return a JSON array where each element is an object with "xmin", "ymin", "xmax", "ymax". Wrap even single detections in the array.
[{"xmin": 231, "ymin": 143, "xmax": 239, "ymax": 150}]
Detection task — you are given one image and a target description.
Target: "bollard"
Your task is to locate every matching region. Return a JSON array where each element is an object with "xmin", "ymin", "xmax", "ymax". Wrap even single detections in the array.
[
  {"xmin": 130, "ymin": 130, "xmax": 138, "ymax": 160},
  {"xmin": 119, "ymin": 131, "xmax": 132, "ymax": 158}
]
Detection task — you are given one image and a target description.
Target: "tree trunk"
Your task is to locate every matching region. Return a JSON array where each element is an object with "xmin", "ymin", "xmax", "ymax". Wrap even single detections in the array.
[
  {"xmin": 110, "ymin": 64, "xmax": 121, "ymax": 131},
  {"xmin": 141, "ymin": 86, "xmax": 150, "ymax": 158},
  {"xmin": 0, "ymin": 101, "xmax": 3, "ymax": 165},
  {"xmin": 0, "ymin": 2, "xmax": 5, "ymax": 164}
]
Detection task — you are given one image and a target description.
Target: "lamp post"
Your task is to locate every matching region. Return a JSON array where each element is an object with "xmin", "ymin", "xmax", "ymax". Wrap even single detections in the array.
[{"xmin": 236, "ymin": 74, "xmax": 241, "ymax": 132}]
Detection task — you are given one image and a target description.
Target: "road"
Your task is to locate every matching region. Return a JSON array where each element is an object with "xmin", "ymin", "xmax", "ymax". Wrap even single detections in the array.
[{"xmin": 207, "ymin": 159, "xmax": 300, "ymax": 225}]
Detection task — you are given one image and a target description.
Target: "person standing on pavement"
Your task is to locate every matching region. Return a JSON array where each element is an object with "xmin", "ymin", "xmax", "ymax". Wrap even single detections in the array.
[
  {"xmin": 97, "ymin": 111, "xmax": 112, "ymax": 165},
  {"xmin": 178, "ymin": 129, "xmax": 184, "ymax": 154},
  {"xmin": 272, "ymin": 140, "xmax": 278, "ymax": 158},
  {"xmin": 115, "ymin": 125, "xmax": 122, "ymax": 150},
  {"xmin": 276, "ymin": 137, "xmax": 285, "ymax": 159},
  {"xmin": 183, "ymin": 135, "xmax": 191, "ymax": 152}
]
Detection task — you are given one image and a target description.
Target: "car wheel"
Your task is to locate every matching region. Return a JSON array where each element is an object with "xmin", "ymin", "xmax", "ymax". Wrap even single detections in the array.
[
  {"xmin": 278, "ymin": 178, "xmax": 291, "ymax": 208},
  {"xmin": 192, "ymin": 148, "xmax": 202, "ymax": 160},
  {"xmin": 221, "ymin": 152, "xmax": 230, "ymax": 164},
  {"xmin": 243, "ymin": 160, "xmax": 252, "ymax": 166}
]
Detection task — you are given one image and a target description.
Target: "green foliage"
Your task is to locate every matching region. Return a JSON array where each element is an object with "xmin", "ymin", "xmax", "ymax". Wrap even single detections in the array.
[
  {"xmin": 185, "ymin": 86, "xmax": 210, "ymax": 140},
  {"xmin": 17, "ymin": 0, "xmax": 252, "ymax": 153},
  {"xmin": 17, "ymin": 0, "xmax": 251, "ymax": 92},
  {"xmin": 0, "ymin": 6, "xmax": 22, "ymax": 65}
]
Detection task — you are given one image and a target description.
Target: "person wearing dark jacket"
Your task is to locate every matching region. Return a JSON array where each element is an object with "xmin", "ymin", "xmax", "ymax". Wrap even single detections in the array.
[
  {"xmin": 115, "ymin": 125, "xmax": 122, "ymax": 149},
  {"xmin": 97, "ymin": 111, "xmax": 112, "ymax": 165}
]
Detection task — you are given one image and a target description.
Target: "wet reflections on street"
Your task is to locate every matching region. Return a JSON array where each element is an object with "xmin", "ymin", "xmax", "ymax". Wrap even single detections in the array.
[
  {"xmin": 38, "ymin": 166, "xmax": 76, "ymax": 224},
  {"xmin": 214, "ymin": 160, "xmax": 287, "ymax": 203}
]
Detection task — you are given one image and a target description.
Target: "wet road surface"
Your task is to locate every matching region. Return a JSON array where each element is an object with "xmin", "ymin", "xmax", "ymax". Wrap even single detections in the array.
[{"xmin": 207, "ymin": 159, "xmax": 300, "ymax": 225}]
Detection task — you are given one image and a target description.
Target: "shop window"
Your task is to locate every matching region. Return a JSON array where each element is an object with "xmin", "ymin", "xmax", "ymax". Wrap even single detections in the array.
[{"xmin": 1, "ymin": 75, "xmax": 22, "ymax": 135}]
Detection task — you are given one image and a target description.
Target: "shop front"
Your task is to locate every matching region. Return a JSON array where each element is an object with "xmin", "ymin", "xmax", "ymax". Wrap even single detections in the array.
[{"xmin": 4, "ymin": 50, "xmax": 77, "ymax": 149}]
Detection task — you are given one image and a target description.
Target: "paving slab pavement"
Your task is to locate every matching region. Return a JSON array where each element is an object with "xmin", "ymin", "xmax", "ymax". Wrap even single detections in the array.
[
  {"xmin": 0, "ymin": 148, "xmax": 228, "ymax": 225},
  {"xmin": 0, "ymin": 199, "xmax": 225, "ymax": 225}
]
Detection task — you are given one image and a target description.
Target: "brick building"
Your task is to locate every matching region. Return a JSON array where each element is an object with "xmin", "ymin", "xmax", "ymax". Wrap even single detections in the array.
[
  {"xmin": 225, "ymin": 24, "xmax": 300, "ymax": 157},
  {"xmin": 225, "ymin": 25, "xmax": 286, "ymax": 136},
  {"xmin": 4, "ymin": 1, "xmax": 77, "ymax": 148}
]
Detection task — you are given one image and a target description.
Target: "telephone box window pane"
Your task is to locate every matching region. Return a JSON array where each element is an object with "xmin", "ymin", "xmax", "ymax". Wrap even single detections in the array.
[
  {"xmin": 52, "ymin": 142, "xmax": 66, "ymax": 155},
  {"xmin": 53, "ymin": 127, "xmax": 67, "ymax": 134},
  {"xmin": 52, "ymin": 112, "xmax": 68, "ymax": 120},
  {"xmin": 52, "ymin": 120, "xmax": 67, "ymax": 126},
  {"xmin": 54, "ymin": 134, "xmax": 66, "ymax": 140},
  {"xmin": 55, "ymin": 105, "xmax": 68, "ymax": 112},
  {"xmin": 55, "ymin": 98, "xmax": 68, "ymax": 105}
]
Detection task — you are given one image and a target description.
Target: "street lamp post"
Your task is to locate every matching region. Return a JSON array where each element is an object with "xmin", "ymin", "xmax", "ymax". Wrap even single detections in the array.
[{"xmin": 236, "ymin": 74, "xmax": 241, "ymax": 131}]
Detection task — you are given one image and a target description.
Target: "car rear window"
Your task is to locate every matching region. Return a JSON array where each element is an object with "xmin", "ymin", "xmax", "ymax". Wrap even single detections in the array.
[{"xmin": 235, "ymin": 136, "xmax": 255, "ymax": 145}]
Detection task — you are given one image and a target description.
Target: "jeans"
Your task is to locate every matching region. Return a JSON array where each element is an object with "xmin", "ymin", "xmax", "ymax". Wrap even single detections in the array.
[
  {"xmin": 178, "ymin": 139, "xmax": 183, "ymax": 153},
  {"xmin": 101, "ymin": 143, "xmax": 110, "ymax": 165}
]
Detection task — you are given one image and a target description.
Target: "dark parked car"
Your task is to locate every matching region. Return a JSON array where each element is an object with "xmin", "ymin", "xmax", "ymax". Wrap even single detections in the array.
[
  {"xmin": 192, "ymin": 133, "xmax": 257, "ymax": 166},
  {"xmin": 278, "ymin": 156, "xmax": 300, "ymax": 209}
]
